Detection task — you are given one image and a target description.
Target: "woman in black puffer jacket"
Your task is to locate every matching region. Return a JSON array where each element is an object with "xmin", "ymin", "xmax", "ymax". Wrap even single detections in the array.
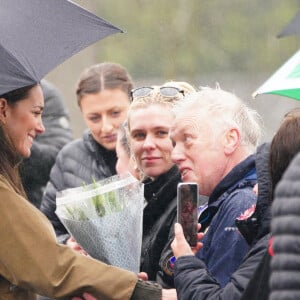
[
  {"xmin": 269, "ymin": 108, "xmax": 300, "ymax": 300},
  {"xmin": 270, "ymin": 153, "xmax": 300, "ymax": 300},
  {"xmin": 40, "ymin": 62, "xmax": 133, "ymax": 244}
]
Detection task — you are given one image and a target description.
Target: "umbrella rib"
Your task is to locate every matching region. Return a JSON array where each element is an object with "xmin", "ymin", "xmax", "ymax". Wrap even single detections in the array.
[{"xmin": 0, "ymin": 43, "xmax": 38, "ymax": 81}]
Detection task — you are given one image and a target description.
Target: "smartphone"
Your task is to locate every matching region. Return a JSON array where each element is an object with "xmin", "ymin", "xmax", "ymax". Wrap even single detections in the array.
[{"xmin": 177, "ymin": 182, "xmax": 199, "ymax": 247}]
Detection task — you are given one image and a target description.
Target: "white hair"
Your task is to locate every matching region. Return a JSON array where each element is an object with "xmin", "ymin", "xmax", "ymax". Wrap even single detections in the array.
[{"xmin": 173, "ymin": 86, "xmax": 263, "ymax": 151}]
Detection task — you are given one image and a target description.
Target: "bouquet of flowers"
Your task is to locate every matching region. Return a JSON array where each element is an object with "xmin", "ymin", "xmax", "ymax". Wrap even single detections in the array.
[{"xmin": 55, "ymin": 173, "xmax": 144, "ymax": 273}]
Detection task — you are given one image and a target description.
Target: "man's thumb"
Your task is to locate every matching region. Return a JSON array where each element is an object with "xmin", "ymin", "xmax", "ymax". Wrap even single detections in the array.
[{"xmin": 174, "ymin": 222, "xmax": 184, "ymax": 237}]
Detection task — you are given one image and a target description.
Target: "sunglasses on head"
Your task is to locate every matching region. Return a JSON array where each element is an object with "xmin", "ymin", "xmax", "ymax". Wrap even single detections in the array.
[{"xmin": 131, "ymin": 86, "xmax": 185, "ymax": 100}]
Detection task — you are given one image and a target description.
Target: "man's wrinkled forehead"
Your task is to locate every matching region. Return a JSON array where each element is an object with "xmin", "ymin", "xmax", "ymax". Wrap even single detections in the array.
[
  {"xmin": 169, "ymin": 116, "xmax": 187, "ymax": 139},
  {"xmin": 170, "ymin": 109, "xmax": 199, "ymax": 137}
]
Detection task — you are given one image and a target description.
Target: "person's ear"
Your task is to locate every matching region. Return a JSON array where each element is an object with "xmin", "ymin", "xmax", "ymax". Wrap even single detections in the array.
[
  {"xmin": 0, "ymin": 98, "xmax": 9, "ymax": 124},
  {"xmin": 223, "ymin": 127, "xmax": 240, "ymax": 155}
]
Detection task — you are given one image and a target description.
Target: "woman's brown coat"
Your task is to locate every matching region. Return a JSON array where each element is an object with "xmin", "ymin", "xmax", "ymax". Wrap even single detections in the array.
[{"xmin": 0, "ymin": 175, "xmax": 137, "ymax": 300}]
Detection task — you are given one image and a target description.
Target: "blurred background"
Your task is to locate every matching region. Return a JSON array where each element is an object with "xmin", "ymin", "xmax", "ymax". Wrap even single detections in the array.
[{"xmin": 45, "ymin": 0, "xmax": 300, "ymax": 142}]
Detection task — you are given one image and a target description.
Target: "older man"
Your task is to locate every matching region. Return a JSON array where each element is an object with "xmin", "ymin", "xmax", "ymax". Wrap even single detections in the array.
[{"xmin": 158, "ymin": 87, "xmax": 262, "ymax": 294}]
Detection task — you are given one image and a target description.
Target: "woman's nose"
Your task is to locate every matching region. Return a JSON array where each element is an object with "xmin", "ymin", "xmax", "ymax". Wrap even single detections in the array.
[
  {"xmin": 36, "ymin": 119, "xmax": 45, "ymax": 134},
  {"xmin": 142, "ymin": 135, "xmax": 155, "ymax": 149},
  {"xmin": 101, "ymin": 116, "xmax": 114, "ymax": 133}
]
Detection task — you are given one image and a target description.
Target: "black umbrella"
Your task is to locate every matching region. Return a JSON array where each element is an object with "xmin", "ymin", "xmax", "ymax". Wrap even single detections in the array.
[
  {"xmin": 0, "ymin": 0, "xmax": 122, "ymax": 95},
  {"xmin": 277, "ymin": 10, "xmax": 300, "ymax": 38}
]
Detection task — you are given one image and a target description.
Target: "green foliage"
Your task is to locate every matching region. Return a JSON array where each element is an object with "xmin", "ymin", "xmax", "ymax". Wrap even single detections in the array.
[
  {"xmin": 76, "ymin": 0, "xmax": 300, "ymax": 82},
  {"xmin": 65, "ymin": 206, "xmax": 88, "ymax": 221},
  {"xmin": 64, "ymin": 177, "xmax": 121, "ymax": 220},
  {"xmin": 90, "ymin": 178, "xmax": 106, "ymax": 217}
]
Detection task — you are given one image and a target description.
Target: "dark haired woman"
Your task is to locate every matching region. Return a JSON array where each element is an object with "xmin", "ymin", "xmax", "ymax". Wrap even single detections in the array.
[{"xmin": 0, "ymin": 83, "xmax": 161, "ymax": 299}]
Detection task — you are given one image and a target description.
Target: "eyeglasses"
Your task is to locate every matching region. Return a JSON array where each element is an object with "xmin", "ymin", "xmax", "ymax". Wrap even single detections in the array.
[{"xmin": 131, "ymin": 86, "xmax": 185, "ymax": 100}]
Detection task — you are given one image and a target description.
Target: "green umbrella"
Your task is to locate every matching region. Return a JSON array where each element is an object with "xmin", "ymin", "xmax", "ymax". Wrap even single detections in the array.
[{"xmin": 253, "ymin": 49, "xmax": 300, "ymax": 101}]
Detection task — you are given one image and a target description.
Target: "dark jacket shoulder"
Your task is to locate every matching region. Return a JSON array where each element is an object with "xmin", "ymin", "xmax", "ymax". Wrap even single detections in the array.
[{"xmin": 40, "ymin": 130, "xmax": 117, "ymax": 240}]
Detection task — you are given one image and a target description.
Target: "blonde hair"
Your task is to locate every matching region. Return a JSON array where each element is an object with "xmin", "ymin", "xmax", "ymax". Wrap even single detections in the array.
[
  {"xmin": 162, "ymin": 80, "xmax": 196, "ymax": 94},
  {"xmin": 128, "ymin": 81, "xmax": 195, "ymax": 128}
]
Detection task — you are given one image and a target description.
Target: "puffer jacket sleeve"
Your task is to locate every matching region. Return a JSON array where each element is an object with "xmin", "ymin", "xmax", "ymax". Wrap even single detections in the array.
[
  {"xmin": 40, "ymin": 148, "xmax": 70, "ymax": 241},
  {"xmin": 0, "ymin": 178, "xmax": 137, "ymax": 299},
  {"xmin": 270, "ymin": 152, "xmax": 300, "ymax": 300},
  {"xmin": 174, "ymin": 234, "xmax": 269, "ymax": 300}
]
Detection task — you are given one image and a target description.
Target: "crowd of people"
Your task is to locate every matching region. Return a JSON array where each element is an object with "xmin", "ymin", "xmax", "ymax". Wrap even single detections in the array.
[{"xmin": 1, "ymin": 52, "xmax": 300, "ymax": 300}]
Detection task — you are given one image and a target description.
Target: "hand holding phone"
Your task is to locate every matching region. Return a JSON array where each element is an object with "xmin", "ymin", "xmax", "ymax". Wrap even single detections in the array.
[{"xmin": 177, "ymin": 183, "xmax": 199, "ymax": 247}]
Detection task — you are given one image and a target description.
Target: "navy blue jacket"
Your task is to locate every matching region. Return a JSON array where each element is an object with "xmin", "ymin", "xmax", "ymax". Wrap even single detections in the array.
[
  {"xmin": 174, "ymin": 144, "xmax": 272, "ymax": 300},
  {"xmin": 158, "ymin": 155, "xmax": 257, "ymax": 289},
  {"xmin": 196, "ymin": 155, "xmax": 257, "ymax": 287}
]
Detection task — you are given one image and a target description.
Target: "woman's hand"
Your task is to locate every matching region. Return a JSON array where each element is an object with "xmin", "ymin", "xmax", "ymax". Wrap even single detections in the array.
[
  {"xmin": 171, "ymin": 223, "xmax": 204, "ymax": 258},
  {"xmin": 162, "ymin": 288, "xmax": 178, "ymax": 300},
  {"xmin": 137, "ymin": 272, "xmax": 148, "ymax": 281},
  {"xmin": 72, "ymin": 292, "xmax": 97, "ymax": 300},
  {"xmin": 66, "ymin": 236, "xmax": 88, "ymax": 256}
]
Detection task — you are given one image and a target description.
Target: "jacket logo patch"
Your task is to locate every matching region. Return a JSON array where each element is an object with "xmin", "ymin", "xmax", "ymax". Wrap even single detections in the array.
[{"xmin": 162, "ymin": 254, "xmax": 176, "ymax": 276}]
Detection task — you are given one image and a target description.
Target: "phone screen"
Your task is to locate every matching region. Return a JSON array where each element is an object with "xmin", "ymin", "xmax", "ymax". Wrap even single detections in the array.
[{"xmin": 177, "ymin": 183, "xmax": 199, "ymax": 247}]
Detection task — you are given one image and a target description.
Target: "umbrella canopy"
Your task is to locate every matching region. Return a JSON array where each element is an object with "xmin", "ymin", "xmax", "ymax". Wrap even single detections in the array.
[
  {"xmin": 253, "ymin": 49, "xmax": 300, "ymax": 101},
  {"xmin": 0, "ymin": 0, "xmax": 122, "ymax": 95},
  {"xmin": 277, "ymin": 10, "xmax": 300, "ymax": 38}
]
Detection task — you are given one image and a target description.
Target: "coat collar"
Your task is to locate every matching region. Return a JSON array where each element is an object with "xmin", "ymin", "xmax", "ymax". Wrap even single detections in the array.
[
  {"xmin": 143, "ymin": 165, "xmax": 181, "ymax": 203},
  {"xmin": 209, "ymin": 154, "xmax": 256, "ymax": 206},
  {"xmin": 83, "ymin": 130, "xmax": 117, "ymax": 175}
]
